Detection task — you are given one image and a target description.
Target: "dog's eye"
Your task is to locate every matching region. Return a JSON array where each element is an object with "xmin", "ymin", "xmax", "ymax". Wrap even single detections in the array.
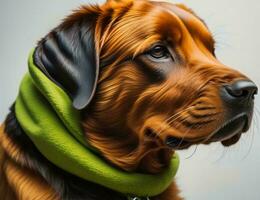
[{"xmin": 148, "ymin": 45, "xmax": 170, "ymax": 60}]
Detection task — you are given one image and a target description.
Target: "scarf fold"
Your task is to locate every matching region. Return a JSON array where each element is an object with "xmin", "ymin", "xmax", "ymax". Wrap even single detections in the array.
[{"xmin": 14, "ymin": 50, "xmax": 179, "ymax": 197}]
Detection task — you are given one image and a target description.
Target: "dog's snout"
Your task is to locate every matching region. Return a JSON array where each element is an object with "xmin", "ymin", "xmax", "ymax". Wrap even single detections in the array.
[{"xmin": 225, "ymin": 80, "xmax": 257, "ymax": 100}]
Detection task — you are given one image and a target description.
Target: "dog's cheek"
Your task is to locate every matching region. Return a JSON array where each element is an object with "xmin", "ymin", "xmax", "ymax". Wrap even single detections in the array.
[{"xmin": 87, "ymin": 64, "xmax": 149, "ymax": 128}]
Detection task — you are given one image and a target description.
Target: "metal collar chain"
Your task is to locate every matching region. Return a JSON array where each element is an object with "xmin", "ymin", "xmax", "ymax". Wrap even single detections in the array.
[{"xmin": 127, "ymin": 196, "xmax": 150, "ymax": 200}]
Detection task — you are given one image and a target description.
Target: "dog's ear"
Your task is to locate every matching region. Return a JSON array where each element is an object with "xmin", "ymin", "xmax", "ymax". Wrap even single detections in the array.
[{"xmin": 34, "ymin": 8, "xmax": 100, "ymax": 110}]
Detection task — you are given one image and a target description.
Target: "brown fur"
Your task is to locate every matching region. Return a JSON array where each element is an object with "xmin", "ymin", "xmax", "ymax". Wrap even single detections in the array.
[
  {"xmin": 81, "ymin": 0, "xmax": 245, "ymax": 174},
  {"xmin": 0, "ymin": 0, "xmax": 251, "ymax": 199},
  {"xmin": 0, "ymin": 124, "xmax": 181, "ymax": 199},
  {"xmin": 0, "ymin": 124, "xmax": 58, "ymax": 200}
]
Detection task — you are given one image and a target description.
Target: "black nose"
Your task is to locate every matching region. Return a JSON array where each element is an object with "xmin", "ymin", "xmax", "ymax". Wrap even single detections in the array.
[{"xmin": 222, "ymin": 80, "xmax": 258, "ymax": 104}]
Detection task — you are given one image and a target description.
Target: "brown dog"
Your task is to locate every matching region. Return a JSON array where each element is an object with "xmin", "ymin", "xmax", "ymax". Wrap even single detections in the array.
[{"xmin": 0, "ymin": 0, "xmax": 257, "ymax": 199}]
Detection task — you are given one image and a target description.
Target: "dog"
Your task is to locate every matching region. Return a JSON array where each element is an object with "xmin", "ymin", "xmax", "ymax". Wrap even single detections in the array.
[{"xmin": 0, "ymin": 0, "xmax": 257, "ymax": 199}]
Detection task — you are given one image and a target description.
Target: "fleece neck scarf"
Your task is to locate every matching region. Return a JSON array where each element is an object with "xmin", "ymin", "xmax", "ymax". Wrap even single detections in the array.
[{"xmin": 14, "ymin": 50, "xmax": 180, "ymax": 198}]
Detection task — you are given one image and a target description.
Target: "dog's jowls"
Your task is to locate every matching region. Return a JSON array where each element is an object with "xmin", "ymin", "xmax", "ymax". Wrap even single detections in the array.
[{"xmin": 0, "ymin": 0, "xmax": 257, "ymax": 199}]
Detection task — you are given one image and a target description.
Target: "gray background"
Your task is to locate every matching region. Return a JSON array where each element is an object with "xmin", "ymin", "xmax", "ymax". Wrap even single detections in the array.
[{"xmin": 0, "ymin": 0, "xmax": 259, "ymax": 199}]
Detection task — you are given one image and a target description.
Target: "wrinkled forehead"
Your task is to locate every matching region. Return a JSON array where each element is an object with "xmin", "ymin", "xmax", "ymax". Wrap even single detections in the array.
[
  {"xmin": 146, "ymin": 2, "xmax": 214, "ymax": 49},
  {"xmin": 101, "ymin": 0, "xmax": 215, "ymax": 58},
  {"xmin": 151, "ymin": 1, "xmax": 215, "ymax": 50}
]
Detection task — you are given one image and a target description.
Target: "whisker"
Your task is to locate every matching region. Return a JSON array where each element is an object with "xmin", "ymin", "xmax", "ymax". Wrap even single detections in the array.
[
  {"xmin": 158, "ymin": 109, "xmax": 223, "ymax": 150},
  {"xmin": 213, "ymin": 146, "xmax": 228, "ymax": 163},
  {"xmin": 162, "ymin": 116, "xmax": 194, "ymax": 149},
  {"xmin": 199, "ymin": 109, "xmax": 225, "ymax": 144},
  {"xmin": 254, "ymin": 106, "xmax": 260, "ymax": 135},
  {"xmin": 155, "ymin": 106, "xmax": 194, "ymax": 137},
  {"xmin": 241, "ymin": 121, "xmax": 255, "ymax": 160},
  {"xmin": 175, "ymin": 123, "xmax": 194, "ymax": 149},
  {"xmin": 153, "ymin": 81, "xmax": 211, "ymax": 137},
  {"xmin": 163, "ymin": 106, "xmax": 195, "ymax": 124},
  {"xmin": 171, "ymin": 119, "xmax": 203, "ymax": 150},
  {"xmin": 241, "ymin": 110, "xmax": 258, "ymax": 160},
  {"xmin": 185, "ymin": 145, "xmax": 198, "ymax": 159}
]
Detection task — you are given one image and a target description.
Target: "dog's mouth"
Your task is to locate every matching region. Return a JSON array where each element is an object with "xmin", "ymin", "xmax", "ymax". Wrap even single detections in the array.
[
  {"xmin": 165, "ymin": 113, "xmax": 251, "ymax": 149},
  {"xmin": 207, "ymin": 113, "xmax": 249, "ymax": 146}
]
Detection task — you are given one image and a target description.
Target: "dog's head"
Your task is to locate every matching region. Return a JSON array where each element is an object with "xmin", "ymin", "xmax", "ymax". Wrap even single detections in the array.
[{"xmin": 34, "ymin": 0, "xmax": 257, "ymax": 173}]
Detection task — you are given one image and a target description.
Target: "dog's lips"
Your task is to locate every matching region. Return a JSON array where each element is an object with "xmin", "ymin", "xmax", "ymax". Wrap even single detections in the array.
[
  {"xmin": 164, "ymin": 114, "xmax": 250, "ymax": 149},
  {"xmin": 165, "ymin": 136, "xmax": 199, "ymax": 150},
  {"xmin": 208, "ymin": 114, "xmax": 248, "ymax": 146},
  {"xmin": 221, "ymin": 133, "xmax": 242, "ymax": 146},
  {"xmin": 210, "ymin": 115, "xmax": 247, "ymax": 142}
]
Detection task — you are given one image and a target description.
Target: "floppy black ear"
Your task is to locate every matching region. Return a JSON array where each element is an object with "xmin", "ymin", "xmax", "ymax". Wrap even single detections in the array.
[{"xmin": 34, "ymin": 11, "xmax": 99, "ymax": 110}]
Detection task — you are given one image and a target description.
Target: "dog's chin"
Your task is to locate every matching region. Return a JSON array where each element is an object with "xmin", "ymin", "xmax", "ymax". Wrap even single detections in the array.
[{"xmin": 165, "ymin": 113, "xmax": 251, "ymax": 149}]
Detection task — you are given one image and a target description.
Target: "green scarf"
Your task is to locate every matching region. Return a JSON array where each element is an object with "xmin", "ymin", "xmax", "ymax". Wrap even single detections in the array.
[{"xmin": 14, "ymin": 50, "xmax": 179, "ymax": 197}]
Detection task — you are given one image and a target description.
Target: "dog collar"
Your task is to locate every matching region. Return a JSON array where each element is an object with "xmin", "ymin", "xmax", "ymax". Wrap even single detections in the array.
[{"xmin": 14, "ymin": 49, "xmax": 180, "ymax": 197}]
